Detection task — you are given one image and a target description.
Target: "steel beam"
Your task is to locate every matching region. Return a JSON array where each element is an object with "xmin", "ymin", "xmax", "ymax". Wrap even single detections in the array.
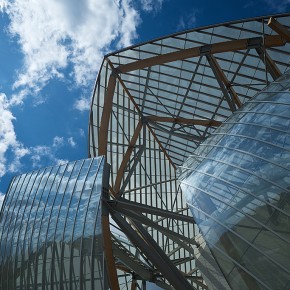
[
  {"xmin": 110, "ymin": 198, "xmax": 195, "ymax": 224},
  {"xmin": 117, "ymin": 35, "xmax": 285, "ymax": 74},
  {"xmin": 148, "ymin": 121, "xmax": 205, "ymax": 142},
  {"xmin": 114, "ymin": 206, "xmax": 197, "ymax": 247},
  {"xmin": 110, "ymin": 210, "xmax": 196, "ymax": 290},
  {"xmin": 145, "ymin": 116, "xmax": 222, "ymax": 127}
]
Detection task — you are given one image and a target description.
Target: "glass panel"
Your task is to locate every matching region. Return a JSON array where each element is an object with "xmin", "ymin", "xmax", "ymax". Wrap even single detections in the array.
[
  {"xmin": 0, "ymin": 157, "xmax": 107, "ymax": 290},
  {"xmin": 180, "ymin": 70, "xmax": 290, "ymax": 289}
]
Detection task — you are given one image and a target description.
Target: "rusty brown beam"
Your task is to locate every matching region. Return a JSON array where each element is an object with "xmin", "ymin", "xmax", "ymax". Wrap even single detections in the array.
[
  {"xmin": 256, "ymin": 47, "xmax": 282, "ymax": 80},
  {"xmin": 117, "ymin": 35, "xmax": 285, "ymax": 74},
  {"xmin": 114, "ymin": 120, "xmax": 143, "ymax": 195},
  {"xmin": 145, "ymin": 116, "xmax": 222, "ymax": 127},
  {"xmin": 207, "ymin": 55, "xmax": 242, "ymax": 108},
  {"xmin": 109, "ymin": 67, "xmax": 177, "ymax": 169},
  {"xmin": 268, "ymin": 17, "xmax": 290, "ymax": 43},
  {"xmin": 102, "ymin": 215, "xmax": 120, "ymax": 290},
  {"xmin": 98, "ymin": 73, "xmax": 117, "ymax": 157},
  {"xmin": 147, "ymin": 125, "xmax": 177, "ymax": 169}
]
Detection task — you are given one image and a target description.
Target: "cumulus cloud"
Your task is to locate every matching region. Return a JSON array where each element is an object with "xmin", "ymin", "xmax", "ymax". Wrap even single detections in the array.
[
  {"xmin": 1, "ymin": 0, "xmax": 140, "ymax": 104},
  {"xmin": 68, "ymin": 137, "xmax": 76, "ymax": 148},
  {"xmin": 0, "ymin": 93, "xmax": 30, "ymax": 177},
  {"xmin": 53, "ymin": 136, "xmax": 65, "ymax": 148},
  {"xmin": 177, "ymin": 9, "xmax": 198, "ymax": 31},
  {"xmin": 140, "ymin": 0, "xmax": 163, "ymax": 12},
  {"xmin": 74, "ymin": 96, "xmax": 91, "ymax": 112},
  {"xmin": 30, "ymin": 145, "xmax": 68, "ymax": 169}
]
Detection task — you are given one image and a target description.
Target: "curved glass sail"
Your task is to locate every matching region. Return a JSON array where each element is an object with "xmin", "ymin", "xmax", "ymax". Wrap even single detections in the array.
[
  {"xmin": 0, "ymin": 157, "xmax": 108, "ymax": 290},
  {"xmin": 179, "ymin": 71, "xmax": 290, "ymax": 290}
]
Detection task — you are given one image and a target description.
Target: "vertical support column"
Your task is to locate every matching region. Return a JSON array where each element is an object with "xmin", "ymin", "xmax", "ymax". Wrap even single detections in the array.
[
  {"xmin": 99, "ymin": 72, "xmax": 117, "ymax": 157},
  {"xmin": 102, "ymin": 164, "xmax": 120, "ymax": 290}
]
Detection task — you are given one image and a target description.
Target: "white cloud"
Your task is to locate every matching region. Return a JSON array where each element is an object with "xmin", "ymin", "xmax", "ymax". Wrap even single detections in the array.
[
  {"xmin": 177, "ymin": 9, "xmax": 198, "ymax": 31},
  {"xmin": 0, "ymin": 194, "xmax": 4, "ymax": 210},
  {"xmin": 30, "ymin": 145, "xmax": 68, "ymax": 169},
  {"xmin": 1, "ymin": 0, "xmax": 140, "ymax": 104},
  {"xmin": 68, "ymin": 137, "xmax": 76, "ymax": 148},
  {"xmin": 74, "ymin": 96, "xmax": 91, "ymax": 112},
  {"xmin": 79, "ymin": 129, "xmax": 85, "ymax": 138},
  {"xmin": 263, "ymin": 0, "xmax": 290, "ymax": 12},
  {"xmin": 140, "ymin": 0, "xmax": 163, "ymax": 12},
  {"xmin": 0, "ymin": 93, "xmax": 30, "ymax": 177},
  {"xmin": 53, "ymin": 136, "xmax": 64, "ymax": 148}
]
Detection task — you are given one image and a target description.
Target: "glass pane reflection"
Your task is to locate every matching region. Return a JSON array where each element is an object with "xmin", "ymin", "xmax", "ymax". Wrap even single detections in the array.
[
  {"xmin": 0, "ymin": 157, "xmax": 108, "ymax": 290},
  {"xmin": 179, "ymin": 71, "xmax": 290, "ymax": 290}
]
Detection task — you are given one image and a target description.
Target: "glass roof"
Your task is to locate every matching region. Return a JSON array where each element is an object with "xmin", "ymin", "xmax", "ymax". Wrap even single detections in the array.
[
  {"xmin": 88, "ymin": 13, "xmax": 290, "ymax": 289},
  {"xmin": 95, "ymin": 13, "xmax": 290, "ymax": 167}
]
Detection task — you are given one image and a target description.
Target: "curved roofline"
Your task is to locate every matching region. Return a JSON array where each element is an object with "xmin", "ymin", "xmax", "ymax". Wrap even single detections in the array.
[{"xmin": 105, "ymin": 12, "xmax": 290, "ymax": 58}]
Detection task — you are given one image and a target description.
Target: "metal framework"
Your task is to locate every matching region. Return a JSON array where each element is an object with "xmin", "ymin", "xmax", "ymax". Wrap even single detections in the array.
[{"xmin": 89, "ymin": 14, "xmax": 290, "ymax": 289}]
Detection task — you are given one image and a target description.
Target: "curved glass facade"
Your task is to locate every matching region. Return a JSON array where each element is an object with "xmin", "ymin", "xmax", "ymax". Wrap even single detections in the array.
[
  {"xmin": 179, "ymin": 72, "xmax": 290, "ymax": 289},
  {"xmin": 0, "ymin": 157, "xmax": 108, "ymax": 290}
]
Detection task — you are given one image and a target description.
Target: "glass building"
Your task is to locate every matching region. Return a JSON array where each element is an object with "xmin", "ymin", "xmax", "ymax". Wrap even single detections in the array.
[
  {"xmin": 1, "ymin": 13, "xmax": 290, "ymax": 290},
  {"xmin": 0, "ymin": 157, "xmax": 109, "ymax": 290},
  {"xmin": 179, "ymin": 72, "xmax": 290, "ymax": 290}
]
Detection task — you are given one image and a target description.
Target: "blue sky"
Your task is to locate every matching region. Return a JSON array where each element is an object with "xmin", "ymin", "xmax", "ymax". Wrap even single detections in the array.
[{"xmin": 0, "ymin": 0, "xmax": 290, "ymax": 206}]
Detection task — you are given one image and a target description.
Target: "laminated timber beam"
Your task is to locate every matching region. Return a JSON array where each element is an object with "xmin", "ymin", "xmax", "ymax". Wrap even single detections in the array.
[
  {"xmin": 102, "ymin": 173, "xmax": 120, "ymax": 290},
  {"xmin": 206, "ymin": 55, "xmax": 242, "ymax": 109},
  {"xmin": 268, "ymin": 17, "xmax": 290, "ymax": 43},
  {"xmin": 117, "ymin": 35, "xmax": 285, "ymax": 74},
  {"xmin": 108, "ymin": 62, "xmax": 177, "ymax": 169},
  {"xmin": 98, "ymin": 73, "xmax": 117, "ymax": 157},
  {"xmin": 102, "ymin": 216, "xmax": 120, "ymax": 290},
  {"xmin": 114, "ymin": 120, "xmax": 143, "ymax": 195},
  {"xmin": 256, "ymin": 47, "xmax": 282, "ymax": 80},
  {"xmin": 145, "ymin": 116, "xmax": 222, "ymax": 127}
]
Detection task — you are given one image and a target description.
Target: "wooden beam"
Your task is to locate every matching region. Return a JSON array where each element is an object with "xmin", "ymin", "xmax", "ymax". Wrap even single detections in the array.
[
  {"xmin": 268, "ymin": 17, "xmax": 290, "ymax": 43},
  {"xmin": 102, "ymin": 216, "xmax": 120, "ymax": 290},
  {"xmin": 98, "ymin": 73, "xmax": 117, "ymax": 156},
  {"xmin": 256, "ymin": 47, "xmax": 282, "ymax": 80},
  {"xmin": 114, "ymin": 121, "xmax": 143, "ymax": 195},
  {"xmin": 131, "ymin": 279, "xmax": 137, "ymax": 290},
  {"xmin": 117, "ymin": 35, "xmax": 285, "ymax": 74},
  {"xmin": 207, "ymin": 55, "xmax": 242, "ymax": 108},
  {"xmin": 146, "ymin": 125, "xmax": 177, "ymax": 169},
  {"xmin": 107, "ymin": 59, "xmax": 177, "ymax": 171},
  {"xmin": 145, "ymin": 116, "xmax": 222, "ymax": 127}
]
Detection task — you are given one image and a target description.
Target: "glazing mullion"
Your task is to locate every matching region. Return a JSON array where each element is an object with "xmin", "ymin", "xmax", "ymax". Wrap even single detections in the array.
[
  {"xmin": 17, "ymin": 170, "xmax": 41, "ymax": 290},
  {"xmin": 59, "ymin": 160, "xmax": 86, "ymax": 290},
  {"xmin": 68, "ymin": 159, "xmax": 94, "ymax": 289},
  {"xmin": 20, "ymin": 169, "xmax": 46, "ymax": 290},
  {"xmin": 0, "ymin": 175, "xmax": 23, "ymax": 290},
  {"xmin": 49, "ymin": 162, "xmax": 76, "ymax": 290},
  {"xmin": 39, "ymin": 164, "xmax": 64, "ymax": 290},
  {"xmin": 32, "ymin": 166, "xmax": 55, "ymax": 290},
  {"xmin": 79, "ymin": 158, "xmax": 103, "ymax": 290},
  {"xmin": 4, "ymin": 172, "xmax": 34, "ymax": 290}
]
